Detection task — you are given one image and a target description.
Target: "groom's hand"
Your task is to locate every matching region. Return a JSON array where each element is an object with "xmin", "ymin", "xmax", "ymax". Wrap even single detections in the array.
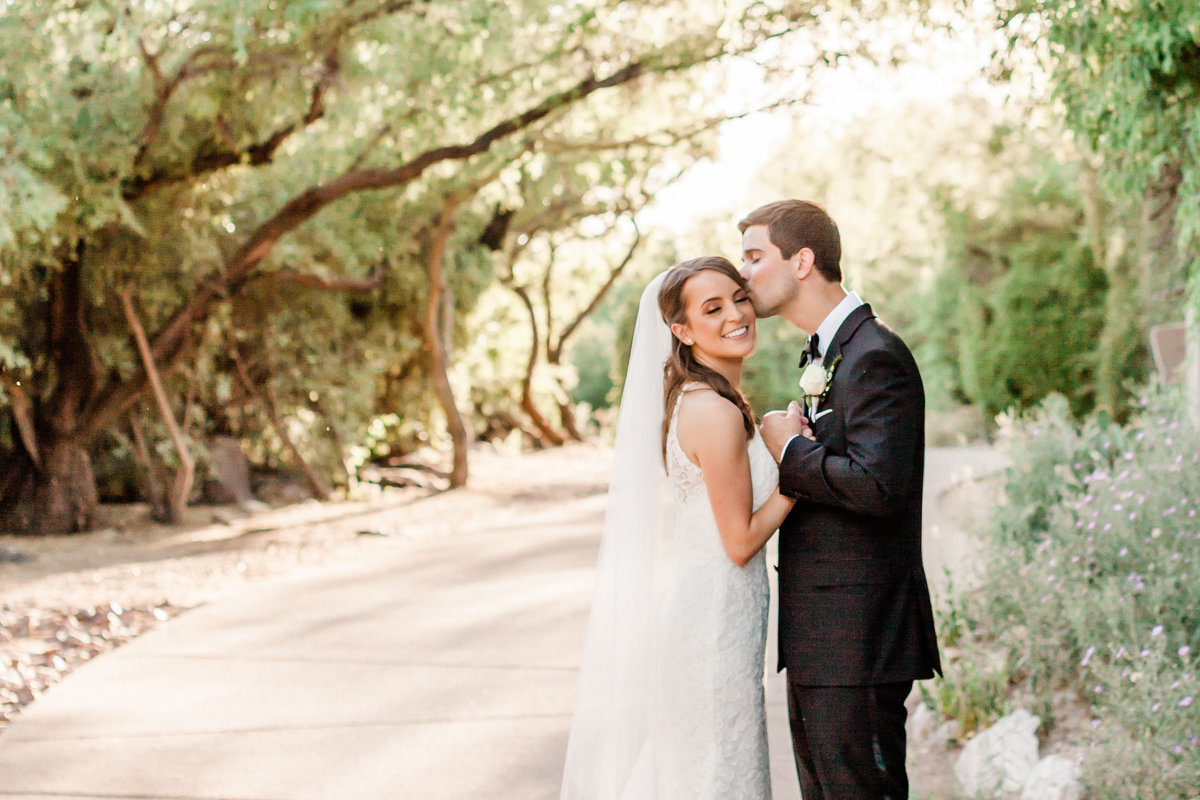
[{"xmin": 761, "ymin": 401, "xmax": 813, "ymax": 461}]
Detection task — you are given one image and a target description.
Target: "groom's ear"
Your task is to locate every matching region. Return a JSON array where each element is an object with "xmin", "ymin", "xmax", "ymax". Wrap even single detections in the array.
[{"xmin": 794, "ymin": 247, "xmax": 816, "ymax": 280}]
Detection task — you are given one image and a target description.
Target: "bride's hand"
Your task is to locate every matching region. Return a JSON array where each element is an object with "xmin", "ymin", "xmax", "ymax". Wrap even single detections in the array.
[{"xmin": 760, "ymin": 402, "xmax": 813, "ymax": 461}]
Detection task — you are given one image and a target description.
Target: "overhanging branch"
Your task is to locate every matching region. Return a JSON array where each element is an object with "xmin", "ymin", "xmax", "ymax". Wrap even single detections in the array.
[
  {"xmin": 244, "ymin": 261, "xmax": 385, "ymax": 293},
  {"xmin": 85, "ymin": 51, "xmax": 715, "ymax": 440}
]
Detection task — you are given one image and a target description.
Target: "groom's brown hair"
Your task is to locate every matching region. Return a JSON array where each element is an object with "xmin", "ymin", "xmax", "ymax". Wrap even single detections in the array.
[{"xmin": 738, "ymin": 200, "xmax": 842, "ymax": 282}]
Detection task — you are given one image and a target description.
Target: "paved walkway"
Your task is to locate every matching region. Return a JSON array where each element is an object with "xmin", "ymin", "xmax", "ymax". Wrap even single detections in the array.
[{"xmin": 0, "ymin": 447, "xmax": 1006, "ymax": 800}]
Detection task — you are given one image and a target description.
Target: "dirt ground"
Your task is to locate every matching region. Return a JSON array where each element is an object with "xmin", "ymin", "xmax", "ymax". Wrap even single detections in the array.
[{"xmin": 0, "ymin": 441, "xmax": 1018, "ymax": 797}]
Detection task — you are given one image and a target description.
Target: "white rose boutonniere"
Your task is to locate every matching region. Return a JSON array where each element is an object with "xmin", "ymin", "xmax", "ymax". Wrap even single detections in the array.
[{"xmin": 798, "ymin": 354, "xmax": 842, "ymax": 413}]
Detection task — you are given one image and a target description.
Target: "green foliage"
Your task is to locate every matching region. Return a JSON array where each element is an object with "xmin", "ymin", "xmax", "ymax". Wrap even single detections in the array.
[
  {"xmin": 922, "ymin": 580, "xmax": 1011, "ymax": 738},
  {"xmin": 745, "ymin": 85, "xmax": 1111, "ymax": 419},
  {"xmin": 962, "ymin": 388, "xmax": 1200, "ymax": 796},
  {"xmin": 741, "ymin": 317, "xmax": 807, "ymax": 413},
  {"xmin": 932, "ymin": 161, "xmax": 1131, "ymax": 420},
  {"xmin": 993, "ymin": 0, "xmax": 1200, "ymax": 299},
  {"xmin": 0, "ymin": 0, "xmax": 828, "ymax": 510},
  {"xmin": 922, "ymin": 645, "xmax": 1009, "ymax": 739}
]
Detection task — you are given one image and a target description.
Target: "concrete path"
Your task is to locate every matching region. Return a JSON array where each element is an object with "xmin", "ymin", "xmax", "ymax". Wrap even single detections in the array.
[{"xmin": 0, "ymin": 446, "xmax": 1006, "ymax": 800}]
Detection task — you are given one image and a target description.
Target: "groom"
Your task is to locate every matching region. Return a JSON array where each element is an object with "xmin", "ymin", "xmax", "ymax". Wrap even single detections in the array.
[{"xmin": 739, "ymin": 200, "xmax": 941, "ymax": 799}]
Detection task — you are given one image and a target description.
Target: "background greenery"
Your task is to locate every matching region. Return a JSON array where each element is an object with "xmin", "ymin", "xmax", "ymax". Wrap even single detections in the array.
[
  {"xmin": 3, "ymin": 2, "xmax": 1200, "ymax": 796},
  {"xmin": 1, "ymin": 0, "xmax": 1197, "ymax": 530}
]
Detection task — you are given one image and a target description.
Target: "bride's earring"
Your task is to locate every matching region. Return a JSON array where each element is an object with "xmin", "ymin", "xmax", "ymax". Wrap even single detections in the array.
[{"xmin": 685, "ymin": 338, "xmax": 693, "ymax": 345}]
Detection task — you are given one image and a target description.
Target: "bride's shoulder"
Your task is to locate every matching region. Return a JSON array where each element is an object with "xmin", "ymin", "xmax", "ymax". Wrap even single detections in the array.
[{"xmin": 676, "ymin": 384, "xmax": 744, "ymax": 432}]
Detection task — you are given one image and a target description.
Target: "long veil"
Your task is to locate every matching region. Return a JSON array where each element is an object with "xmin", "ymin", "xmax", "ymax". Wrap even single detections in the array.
[{"xmin": 560, "ymin": 271, "xmax": 673, "ymax": 800}]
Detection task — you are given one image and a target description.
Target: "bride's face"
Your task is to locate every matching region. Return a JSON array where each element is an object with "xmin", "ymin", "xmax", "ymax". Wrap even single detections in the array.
[{"xmin": 670, "ymin": 270, "xmax": 757, "ymax": 361}]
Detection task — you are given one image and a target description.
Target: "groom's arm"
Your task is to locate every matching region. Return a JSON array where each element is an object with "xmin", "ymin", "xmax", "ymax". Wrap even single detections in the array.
[{"xmin": 777, "ymin": 345, "xmax": 922, "ymax": 517}]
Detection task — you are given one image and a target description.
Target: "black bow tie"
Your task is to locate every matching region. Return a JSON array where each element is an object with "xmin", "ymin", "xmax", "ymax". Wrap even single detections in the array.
[{"xmin": 799, "ymin": 333, "xmax": 820, "ymax": 368}]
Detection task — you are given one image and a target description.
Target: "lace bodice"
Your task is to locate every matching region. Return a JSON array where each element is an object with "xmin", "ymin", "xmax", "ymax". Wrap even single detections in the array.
[{"xmin": 666, "ymin": 387, "xmax": 779, "ymax": 527}]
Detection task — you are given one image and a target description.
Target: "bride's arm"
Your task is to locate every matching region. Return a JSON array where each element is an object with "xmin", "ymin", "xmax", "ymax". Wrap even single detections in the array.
[{"xmin": 676, "ymin": 390, "xmax": 794, "ymax": 567}]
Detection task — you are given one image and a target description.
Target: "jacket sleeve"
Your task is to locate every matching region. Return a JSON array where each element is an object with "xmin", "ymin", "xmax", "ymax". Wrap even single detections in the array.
[{"xmin": 777, "ymin": 345, "xmax": 922, "ymax": 517}]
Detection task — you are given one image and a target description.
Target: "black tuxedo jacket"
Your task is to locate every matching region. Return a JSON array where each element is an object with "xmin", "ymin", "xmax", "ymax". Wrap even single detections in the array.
[{"xmin": 776, "ymin": 303, "xmax": 942, "ymax": 685}]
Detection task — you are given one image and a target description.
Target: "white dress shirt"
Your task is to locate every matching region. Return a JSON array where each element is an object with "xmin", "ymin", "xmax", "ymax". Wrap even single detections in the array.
[
  {"xmin": 810, "ymin": 291, "xmax": 863, "ymax": 359},
  {"xmin": 781, "ymin": 291, "xmax": 864, "ymax": 463}
]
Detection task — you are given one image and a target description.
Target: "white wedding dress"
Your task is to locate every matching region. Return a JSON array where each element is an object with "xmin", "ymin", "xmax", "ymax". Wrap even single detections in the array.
[
  {"xmin": 560, "ymin": 272, "xmax": 777, "ymax": 800},
  {"xmin": 653, "ymin": 388, "xmax": 777, "ymax": 799}
]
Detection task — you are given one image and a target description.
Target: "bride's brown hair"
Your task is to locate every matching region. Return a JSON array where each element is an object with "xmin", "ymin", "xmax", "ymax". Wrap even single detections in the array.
[{"xmin": 658, "ymin": 256, "xmax": 755, "ymax": 464}]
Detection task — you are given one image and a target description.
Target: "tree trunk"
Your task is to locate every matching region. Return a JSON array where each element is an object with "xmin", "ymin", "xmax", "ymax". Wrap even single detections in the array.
[
  {"xmin": 1135, "ymin": 161, "xmax": 1195, "ymax": 424},
  {"xmin": 1080, "ymin": 162, "xmax": 1140, "ymax": 416},
  {"xmin": 422, "ymin": 197, "xmax": 472, "ymax": 487},
  {"xmin": 122, "ymin": 290, "xmax": 196, "ymax": 523},
  {"xmin": 1, "ymin": 248, "xmax": 101, "ymax": 534},
  {"xmin": 511, "ymin": 284, "xmax": 567, "ymax": 448},
  {"xmin": 126, "ymin": 413, "xmax": 170, "ymax": 521},
  {"xmin": 1140, "ymin": 162, "xmax": 1187, "ymax": 326},
  {"xmin": 556, "ymin": 396, "xmax": 585, "ymax": 441},
  {"xmin": 2, "ymin": 437, "xmax": 98, "ymax": 534},
  {"xmin": 231, "ymin": 353, "xmax": 331, "ymax": 502}
]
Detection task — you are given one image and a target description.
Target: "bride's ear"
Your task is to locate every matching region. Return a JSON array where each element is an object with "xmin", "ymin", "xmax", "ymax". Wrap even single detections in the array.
[{"xmin": 669, "ymin": 323, "xmax": 693, "ymax": 346}]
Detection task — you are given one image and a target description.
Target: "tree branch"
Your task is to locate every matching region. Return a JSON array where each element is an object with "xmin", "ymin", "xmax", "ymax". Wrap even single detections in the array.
[
  {"xmin": 85, "ymin": 53, "xmax": 706, "ymax": 440},
  {"xmin": 243, "ymin": 261, "xmax": 385, "ymax": 293},
  {"xmin": 551, "ymin": 218, "xmax": 642, "ymax": 361},
  {"xmin": 126, "ymin": 44, "xmax": 341, "ymax": 198},
  {"xmin": 0, "ymin": 371, "xmax": 40, "ymax": 470},
  {"xmin": 120, "ymin": 289, "xmax": 195, "ymax": 522}
]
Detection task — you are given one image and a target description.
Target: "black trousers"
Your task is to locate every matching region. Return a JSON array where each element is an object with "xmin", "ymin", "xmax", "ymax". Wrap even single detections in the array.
[{"xmin": 786, "ymin": 677, "xmax": 912, "ymax": 800}]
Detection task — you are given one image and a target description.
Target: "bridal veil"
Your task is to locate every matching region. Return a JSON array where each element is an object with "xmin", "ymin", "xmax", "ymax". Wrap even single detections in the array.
[{"xmin": 560, "ymin": 271, "xmax": 673, "ymax": 799}]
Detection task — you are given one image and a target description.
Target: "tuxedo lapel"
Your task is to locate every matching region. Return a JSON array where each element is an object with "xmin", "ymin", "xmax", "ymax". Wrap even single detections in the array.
[{"xmin": 822, "ymin": 303, "xmax": 876, "ymax": 369}]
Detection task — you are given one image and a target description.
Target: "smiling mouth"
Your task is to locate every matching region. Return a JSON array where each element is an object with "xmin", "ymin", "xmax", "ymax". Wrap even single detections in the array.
[{"xmin": 722, "ymin": 326, "xmax": 749, "ymax": 339}]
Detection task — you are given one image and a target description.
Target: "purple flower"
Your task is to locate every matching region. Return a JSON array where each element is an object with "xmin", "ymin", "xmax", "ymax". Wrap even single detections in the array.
[
  {"xmin": 1180, "ymin": 646, "xmax": 1191, "ymax": 658},
  {"xmin": 1180, "ymin": 696, "xmax": 1194, "ymax": 708},
  {"xmin": 1152, "ymin": 625, "xmax": 1164, "ymax": 637},
  {"xmin": 1081, "ymin": 646, "xmax": 1095, "ymax": 667}
]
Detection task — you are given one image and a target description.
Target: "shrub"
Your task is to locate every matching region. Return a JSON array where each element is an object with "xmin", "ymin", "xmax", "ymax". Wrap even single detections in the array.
[{"xmin": 958, "ymin": 387, "xmax": 1200, "ymax": 797}]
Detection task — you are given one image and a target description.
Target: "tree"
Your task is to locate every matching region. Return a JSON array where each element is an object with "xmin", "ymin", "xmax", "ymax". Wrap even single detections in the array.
[
  {"xmin": 990, "ymin": 0, "xmax": 1200, "ymax": 416},
  {"xmin": 935, "ymin": 162, "xmax": 1140, "ymax": 420},
  {"xmin": 0, "ymin": 0, "xmax": 825, "ymax": 533}
]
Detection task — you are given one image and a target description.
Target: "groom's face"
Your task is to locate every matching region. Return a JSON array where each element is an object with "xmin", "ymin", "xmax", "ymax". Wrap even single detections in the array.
[{"xmin": 740, "ymin": 224, "xmax": 799, "ymax": 319}]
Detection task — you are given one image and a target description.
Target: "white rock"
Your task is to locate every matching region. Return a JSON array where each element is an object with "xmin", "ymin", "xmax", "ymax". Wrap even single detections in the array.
[
  {"xmin": 909, "ymin": 702, "xmax": 938, "ymax": 741},
  {"xmin": 954, "ymin": 709, "xmax": 1041, "ymax": 798},
  {"xmin": 937, "ymin": 718, "xmax": 964, "ymax": 744},
  {"xmin": 1019, "ymin": 755, "xmax": 1082, "ymax": 800}
]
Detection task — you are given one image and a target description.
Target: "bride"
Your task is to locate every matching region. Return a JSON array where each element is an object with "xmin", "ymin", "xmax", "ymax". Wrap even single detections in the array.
[{"xmin": 561, "ymin": 257, "xmax": 797, "ymax": 799}]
